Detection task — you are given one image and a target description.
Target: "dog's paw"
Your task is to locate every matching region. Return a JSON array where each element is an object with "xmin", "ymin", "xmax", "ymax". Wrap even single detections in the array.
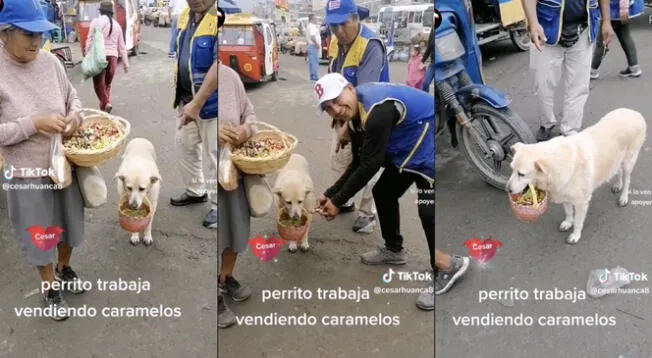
[
  {"xmin": 288, "ymin": 242, "xmax": 298, "ymax": 253},
  {"xmin": 565, "ymin": 232, "xmax": 581, "ymax": 245},
  {"xmin": 617, "ymin": 196, "xmax": 629, "ymax": 207},
  {"xmin": 130, "ymin": 236, "xmax": 140, "ymax": 246},
  {"xmin": 559, "ymin": 220, "xmax": 573, "ymax": 232},
  {"xmin": 143, "ymin": 236, "xmax": 153, "ymax": 246},
  {"xmin": 611, "ymin": 183, "xmax": 623, "ymax": 193},
  {"xmin": 299, "ymin": 242, "xmax": 310, "ymax": 252}
]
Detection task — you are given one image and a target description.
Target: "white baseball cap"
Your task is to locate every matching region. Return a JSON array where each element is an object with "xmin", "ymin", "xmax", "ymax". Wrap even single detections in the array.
[{"xmin": 314, "ymin": 73, "xmax": 351, "ymax": 109}]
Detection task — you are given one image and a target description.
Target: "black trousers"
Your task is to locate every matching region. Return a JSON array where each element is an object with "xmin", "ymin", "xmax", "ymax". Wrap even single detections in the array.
[
  {"xmin": 372, "ymin": 162, "xmax": 435, "ymax": 269},
  {"xmin": 592, "ymin": 20, "xmax": 638, "ymax": 69}
]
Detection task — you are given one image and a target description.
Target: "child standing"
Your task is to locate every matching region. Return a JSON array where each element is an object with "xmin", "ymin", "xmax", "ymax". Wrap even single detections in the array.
[{"xmin": 406, "ymin": 44, "xmax": 426, "ymax": 89}]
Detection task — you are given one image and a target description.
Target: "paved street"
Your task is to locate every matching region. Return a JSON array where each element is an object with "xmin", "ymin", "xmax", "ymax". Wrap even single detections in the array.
[
  {"xmin": 436, "ymin": 14, "xmax": 652, "ymax": 357},
  {"xmin": 0, "ymin": 26, "xmax": 217, "ymax": 357},
  {"xmin": 217, "ymin": 45, "xmax": 434, "ymax": 357}
]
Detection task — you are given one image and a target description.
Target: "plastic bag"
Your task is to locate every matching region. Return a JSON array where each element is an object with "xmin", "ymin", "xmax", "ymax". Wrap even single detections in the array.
[
  {"xmin": 218, "ymin": 144, "xmax": 238, "ymax": 191},
  {"xmin": 244, "ymin": 175, "xmax": 273, "ymax": 217},
  {"xmin": 50, "ymin": 134, "xmax": 72, "ymax": 189},
  {"xmin": 76, "ymin": 166, "xmax": 107, "ymax": 208},
  {"xmin": 81, "ymin": 27, "xmax": 108, "ymax": 79}
]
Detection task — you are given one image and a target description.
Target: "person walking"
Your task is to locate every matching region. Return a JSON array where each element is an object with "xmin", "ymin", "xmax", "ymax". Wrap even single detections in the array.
[
  {"xmin": 306, "ymin": 14, "xmax": 321, "ymax": 81},
  {"xmin": 522, "ymin": 0, "xmax": 612, "ymax": 141},
  {"xmin": 168, "ymin": 0, "xmax": 187, "ymax": 58},
  {"xmin": 325, "ymin": 0, "xmax": 389, "ymax": 234},
  {"xmin": 313, "ymin": 73, "xmax": 437, "ymax": 310},
  {"xmin": 590, "ymin": 0, "xmax": 644, "ymax": 79},
  {"xmin": 170, "ymin": 0, "xmax": 218, "ymax": 230},
  {"xmin": 420, "ymin": 23, "xmax": 435, "ymax": 93},
  {"xmin": 0, "ymin": 0, "xmax": 87, "ymax": 321},
  {"xmin": 85, "ymin": 0, "xmax": 129, "ymax": 113},
  {"xmin": 406, "ymin": 44, "xmax": 426, "ymax": 89}
]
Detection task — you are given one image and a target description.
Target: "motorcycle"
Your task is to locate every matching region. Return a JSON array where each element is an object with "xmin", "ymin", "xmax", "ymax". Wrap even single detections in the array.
[{"xmin": 435, "ymin": 0, "xmax": 535, "ymax": 190}]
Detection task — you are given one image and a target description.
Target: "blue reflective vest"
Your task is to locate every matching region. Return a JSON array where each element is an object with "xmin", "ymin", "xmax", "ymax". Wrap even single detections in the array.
[
  {"xmin": 174, "ymin": 7, "xmax": 218, "ymax": 119},
  {"xmin": 356, "ymin": 83, "xmax": 434, "ymax": 185},
  {"xmin": 608, "ymin": 0, "xmax": 644, "ymax": 20},
  {"xmin": 328, "ymin": 24, "xmax": 390, "ymax": 86},
  {"xmin": 537, "ymin": 0, "xmax": 600, "ymax": 45}
]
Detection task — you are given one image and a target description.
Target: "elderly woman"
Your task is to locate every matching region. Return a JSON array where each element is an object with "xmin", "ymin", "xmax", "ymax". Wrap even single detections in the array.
[
  {"xmin": 218, "ymin": 61, "xmax": 257, "ymax": 329},
  {"xmin": 0, "ymin": 0, "xmax": 86, "ymax": 321}
]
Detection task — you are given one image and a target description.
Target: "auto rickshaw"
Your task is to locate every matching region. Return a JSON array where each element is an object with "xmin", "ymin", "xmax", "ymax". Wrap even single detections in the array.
[
  {"xmin": 219, "ymin": 13, "xmax": 280, "ymax": 83},
  {"xmin": 77, "ymin": 0, "xmax": 141, "ymax": 57},
  {"xmin": 471, "ymin": 0, "xmax": 529, "ymax": 51}
]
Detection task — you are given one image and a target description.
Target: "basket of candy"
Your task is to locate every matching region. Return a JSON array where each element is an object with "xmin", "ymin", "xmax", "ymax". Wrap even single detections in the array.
[
  {"xmin": 276, "ymin": 207, "xmax": 311, "ymax": 241},
  {"xmin": 118, "ymin": 195, "xmax": 153, "ymax": 232},
  {"xmin": 63, "ymin": 108, "xmax": 131, "ymax": 167},
  {"xmin": 230, "ymin": 121, "xmax": 297, "ymax": 175},
  {"xmin": 508, "ymin": 184, "xmax": 549, "ymax": 222}
]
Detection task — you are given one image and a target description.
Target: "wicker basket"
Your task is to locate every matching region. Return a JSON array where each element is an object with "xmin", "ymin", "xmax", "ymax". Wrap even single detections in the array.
[
  {"xmin": 231, "ymin": 121, "xmax": 298, "ymax": 175},
  {"xmin": 277, "ymin": 207, "xmax": 311, "ymax": 241},
  {"xmin": 64, "ymin": 108, "xmax": 131, "ymax": 167}
]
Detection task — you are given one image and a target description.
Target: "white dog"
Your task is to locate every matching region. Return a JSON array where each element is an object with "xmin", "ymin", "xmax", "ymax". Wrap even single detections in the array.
[
  {"xmin": 273, "ymin": 154, "xmax": 316, "ymax": 253},
  {"xmin": 507, "ymin": 108, "xmax": 646, "ymax": 245},
  {"xmin": 115, "ymin": 138, "xmax": 161, "ymax": 246}
]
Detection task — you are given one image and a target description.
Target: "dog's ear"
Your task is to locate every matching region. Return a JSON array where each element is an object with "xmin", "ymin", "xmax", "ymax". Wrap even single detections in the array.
[
  {"xmin": 114, "ymin": 173, "xmax": 125, "ymax": 183},
  {"xmin": 534, "ymin": 159, "xmax": 548, "ymax": 174},
  {"xmin": 150, "ymin": 174, "xmax": 161, "ymax": 185},
  {"xmin": 511, "ymin": 142, "xmax": 524, "ymax": 154}
]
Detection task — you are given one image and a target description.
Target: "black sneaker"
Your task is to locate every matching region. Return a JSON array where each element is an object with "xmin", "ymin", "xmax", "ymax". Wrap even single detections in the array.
[
  {"xmin": 536, "ymin": 126, "xmax": 554, "ymax": 142},
  {"xmin": 218, "ymin": 294, "xmax": 236, "ymax": 328},
  {"xmin": 203, "ymin": 209, "xmax": 217, "ymax": 229},
  {"xmin": 43, "ymin": 289, "xmax": 70, "ymax": 321},
  {"xmin": 219, "ymin": 276, "xmax": 252, "ymax": 302},
  {"xmin": 170, "ymin": 192, "xmax": 208, "ymax": 206},
  {"xmin": 55, "ymin": 265, "xmax": 86, "ymax": 294},
  {"xmin": 618, "ymin": 66, "xmax": 642, "ymax": 78},
  {"xmin": 435, "ymin": 256, "xmax": 470, "ymax": 295}
]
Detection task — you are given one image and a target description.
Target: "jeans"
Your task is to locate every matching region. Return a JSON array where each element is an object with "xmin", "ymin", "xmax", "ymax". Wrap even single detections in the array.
[
  {"xmin": 592, "ymin": 20, "xmax": 638, "ymax": 69},
  {"xmin": 307, "ymin": 44, "xmax": 319, "ymax": 80},
  {"xmin": 92, "ymin": 56, "xmax": 118, "ymax": 111},
  {"xmin": 169, "ymin": 15, "xmax": 179, "ymax": 54},
  {"xmin": 373, "ymin": 160, "xmax": 435, "ymax": 269},
  {"xmin": 422, "ymin": 63, "xmax": 435, "ymax": 93}
]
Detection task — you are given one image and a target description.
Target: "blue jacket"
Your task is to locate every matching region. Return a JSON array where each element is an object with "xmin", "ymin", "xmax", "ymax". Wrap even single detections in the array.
[
  {"xmin": 537, "ymin": 0, "xmax": 601, "ymax": 45},
  {"xmin": 328, "ymin": 24, "xmax": 390, "ymax": 86},
  {"xmin": 608, "ymin": 0, "xmax": 644, "ymax": 20},
  {"xmin": 174, "ymin": 7, "xmax": 218, "ymax": 119},
  {"xmin": 357, "ymin": 83, "xmax": 435, "ymax": 185}
]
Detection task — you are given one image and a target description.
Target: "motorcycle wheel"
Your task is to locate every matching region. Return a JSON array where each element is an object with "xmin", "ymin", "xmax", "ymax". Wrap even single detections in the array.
[
  {"xmin": 457, "ymin": 101, "xmax": 535, "ymax": 190},
  {"xmin": 509, "ymin": 29, "xmax": 530, "ymax": 52}
]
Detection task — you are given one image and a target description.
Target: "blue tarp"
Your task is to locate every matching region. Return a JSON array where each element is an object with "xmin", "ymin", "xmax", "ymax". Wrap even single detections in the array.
[{"xmin": 219, "ymin": 0, "xmax": 243, "ymax": 14}]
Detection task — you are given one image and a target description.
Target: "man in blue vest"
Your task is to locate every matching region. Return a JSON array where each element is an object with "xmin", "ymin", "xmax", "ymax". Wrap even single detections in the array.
[
  {"xmin": 522, "ymin": 0, "xmax": 612, "ymax": 141},
  {"xmin": 313, "ymin": 73, "xmax": 444, "ymax": 310},
  {"xmin": 325, "ymin": 0, "xmax": 388, "ymax": 235},
  {"xmin": 170, "ymin": 0, "xmax": 218, "ymax": 230}
]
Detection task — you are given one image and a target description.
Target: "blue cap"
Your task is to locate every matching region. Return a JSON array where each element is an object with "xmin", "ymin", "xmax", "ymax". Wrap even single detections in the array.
[
  {"xmin": 0, "ymin": 0, "xmax": 58, "ymax": 33},
  {"xmin": 325, "ymin": 0, "xmax": 361, "ymax": 24}
]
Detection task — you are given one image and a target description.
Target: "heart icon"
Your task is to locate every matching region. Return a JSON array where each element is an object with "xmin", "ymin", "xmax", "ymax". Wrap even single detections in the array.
[
  {"xmin": 248, "ymin": 235, "xmax": 284, "ymax": 262},
  {"xmin": 464, "ymin": 236, "xmax": 502, "ymax": 264},
  {"xmin": 26, "ymin": 226, "xmax": 64, "ymax": 252}
]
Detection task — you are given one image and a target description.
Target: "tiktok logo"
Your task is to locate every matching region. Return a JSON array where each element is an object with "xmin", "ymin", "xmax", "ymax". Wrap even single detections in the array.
[
  {"xmin": 382, "ymin": 268, "xmax": 396, "ymax": 283},
  {"xmin": 598, "ymin": 269, "xmax": 611, "ymax": 283},
  {"xmin": 4, "ymin": 165, "xmax": 15, "ymax": 180}
]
